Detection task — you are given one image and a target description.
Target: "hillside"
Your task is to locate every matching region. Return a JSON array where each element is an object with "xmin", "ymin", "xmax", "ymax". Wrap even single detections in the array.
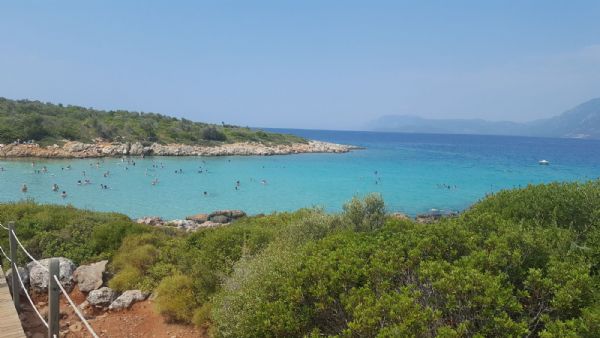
[
  {"xmin": 368, "ymin": 98, "xmax": 600, "ymax": 139},
  {"xmin": 0, "ymin": 97, "xmax": 305, "ymax": 146}
]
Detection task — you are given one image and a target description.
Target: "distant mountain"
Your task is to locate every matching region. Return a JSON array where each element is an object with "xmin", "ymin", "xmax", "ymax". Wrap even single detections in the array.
[{"xmin": 368, "ymin": 98, "xmax": 600, "ymax": 139}]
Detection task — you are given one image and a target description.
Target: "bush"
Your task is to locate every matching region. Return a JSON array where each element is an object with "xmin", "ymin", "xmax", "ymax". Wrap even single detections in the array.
[
  {"xmin": 155, "ymin": 274, "xmax": 198, "ymax": 322},
  {"xmin": 342, "ymin": 193, "xmax": 385, "ymax": 231}
]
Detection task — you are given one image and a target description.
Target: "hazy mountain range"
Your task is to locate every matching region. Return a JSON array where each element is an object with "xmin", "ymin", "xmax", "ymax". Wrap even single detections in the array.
[{"xmin": 368, "ymin": 98, "xmax": 600, "ymax": 139}]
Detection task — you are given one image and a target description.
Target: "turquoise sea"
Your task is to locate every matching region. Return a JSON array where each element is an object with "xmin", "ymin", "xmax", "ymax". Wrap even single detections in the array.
[{"xmin": 1, "ymin": 129, "xmax": 600, "ymax": 219}]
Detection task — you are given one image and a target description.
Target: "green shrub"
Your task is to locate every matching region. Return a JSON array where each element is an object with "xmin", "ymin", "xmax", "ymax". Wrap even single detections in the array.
[
  {"xmin": 342, "ymin": 193, "xmax": 385, "ymax": 231},
  {"xmin": 155, "ymin": 274, "xmax": 198, "ymax": 322}
]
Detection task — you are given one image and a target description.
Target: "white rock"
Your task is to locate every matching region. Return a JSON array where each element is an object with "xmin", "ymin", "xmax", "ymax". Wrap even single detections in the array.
[
  {"xmin": 27, "ymin": 257, "xmax": 76, "ymax": 293},
  {"xmin": 73, "ymin": 260, "xmax": 107, "ymax": 292},
  {"xmin": 87, "ymin": 287, "xmax": 117, "ymax": 307},
  {"xmin": 108, "ymin": 290, "xmax": 148, "ymax": 311}
]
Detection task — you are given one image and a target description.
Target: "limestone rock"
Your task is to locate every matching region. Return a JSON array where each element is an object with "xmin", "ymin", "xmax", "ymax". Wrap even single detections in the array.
[
  {"xmin": 209, "ymin": 210, "xmax": 246, "ymax": 220},
  {"xmin": 209, "ymin": 215, "xmax": 230, "ymax": 224},
  {"xmin": 27, "ymin": 257, "xmax": 76, "ymax": 293},
  {"xmin": 186, "ymin": 213, "xmax": 209, "ymax": 223},
  {"xmin": 136, "ymin": 216, "xmax": 164, "ymax": 226},
  {"xmin": 87, "ymin": 287, "xmax": 117, "ymax": 308},
  {"xmin": 108, "ymin": 290, "xmax": 148, "ymax": 311},
  {"xmin": 73, "ymin": 260, "xmax": 108, "ymax": 292},
  {"xmin": 198, "ymin": 221, "xmax": 222, "ymax": 228}
]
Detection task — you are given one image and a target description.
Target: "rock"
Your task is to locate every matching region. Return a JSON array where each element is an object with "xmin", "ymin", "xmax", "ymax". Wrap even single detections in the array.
[
  {"xmin": 108, "ymin": 290, "xmax": 148, "ymax": 311},
  {"xmin": 198, "ymin": 221, "xmax": 222, "ymax": 228},
  {"xmin": 78, "ymin": 300, "xmax": 90, "ymax": 311},
  {"xmin": 87, "ymin": 287, "xmax": 117, "ymax": 308},
  {"xmin": 6, "ymin": 267, "xmax": 29, "ymax": 295},
  {"xmin": 73, "ymin": 260, "xmax": 108, "ymax": 292},
  {"xmin": 129, "ymin": 142, "xmax": 144, "ymax": 155},
  {"xmin": 186, "ymin": 213, "xmax": 209, "ymax": 223},
  {"xmin": 415, "ymin": 210, "xmax": 458, "ymax": 224},
  {"xmin": 69, "ymin": 322, "xmax": 82, "ymax": 333},
  {"xmin": 390, "ymin": 212, "xmax": 410, "ymax": 220},
  {"xmin": 209, "ymin": 210, "xmax": 246, "ymax": 220},
  {"xmin": 209, "ymin": 215, "xmax": 230, "ymax": 224},
  {"xmin": 167, "ymin": 219, "xmax": 197, "ymax": 229},
  {"xmin": 27, "ymin": 257, "xmax": 76, "ymax": 293},
  {"xmin": 136, "ymin": 216, "xmax": 164, "ymax": 226}
]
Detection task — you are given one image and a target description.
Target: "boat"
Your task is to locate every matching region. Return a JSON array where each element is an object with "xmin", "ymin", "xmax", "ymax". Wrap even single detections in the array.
[{"xmin": 538, "ymin": 160, "xmax": 550, "ymax": 165}]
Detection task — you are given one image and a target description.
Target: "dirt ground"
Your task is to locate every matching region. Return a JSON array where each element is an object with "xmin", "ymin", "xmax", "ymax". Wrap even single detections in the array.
[{"xmin": 18, "ymin": 287, "xmax": 206, "ymax": 338}]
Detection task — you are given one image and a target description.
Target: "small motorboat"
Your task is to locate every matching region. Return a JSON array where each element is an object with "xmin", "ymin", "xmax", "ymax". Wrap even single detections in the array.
[{"xmin": 538, "ymin": 160, "xmax": 550, "ymax": 165}]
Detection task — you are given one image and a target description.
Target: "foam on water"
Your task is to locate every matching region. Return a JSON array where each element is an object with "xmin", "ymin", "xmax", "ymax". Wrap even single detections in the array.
[{"xmin": 1, "ymin": 130, "xmax": 600, "ymax": 219}]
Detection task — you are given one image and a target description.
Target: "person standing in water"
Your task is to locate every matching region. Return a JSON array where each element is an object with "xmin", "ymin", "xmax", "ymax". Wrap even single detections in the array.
[
  {"xmin": 21, "ymin": 184, "xmax": 28, "ymax": 193},
  {"xmin": 61, "ymin": 191, "xmax": 67, "ymax": 198}
]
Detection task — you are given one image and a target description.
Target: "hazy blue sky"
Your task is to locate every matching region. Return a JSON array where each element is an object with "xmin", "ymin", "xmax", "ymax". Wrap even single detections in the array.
[{"xmin": 1, "ymin": 1, "xmax": 599, "ymax": 130}]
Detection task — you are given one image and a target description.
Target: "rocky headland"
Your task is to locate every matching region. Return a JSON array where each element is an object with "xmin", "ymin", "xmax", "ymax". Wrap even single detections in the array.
[{"xmin": 0, "ymin": 140, "xmax": 358, "ymax": 158}]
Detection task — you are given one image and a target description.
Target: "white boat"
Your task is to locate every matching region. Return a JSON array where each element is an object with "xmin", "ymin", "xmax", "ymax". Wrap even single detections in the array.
[{"xmin": 538, "ymin": 160, "xmax": 550, "ymax": 165}]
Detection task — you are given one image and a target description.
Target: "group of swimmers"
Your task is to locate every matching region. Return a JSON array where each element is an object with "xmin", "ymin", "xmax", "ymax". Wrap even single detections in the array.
[
  {"xmin": 23, "ymin": 182, "xmax": 68, "ymax": 198},
  {"xmin": 17, "ymin": 157, "xmax": 284, "ymax": 200}
]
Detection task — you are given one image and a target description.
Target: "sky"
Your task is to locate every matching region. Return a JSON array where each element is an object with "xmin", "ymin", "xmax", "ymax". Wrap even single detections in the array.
[{"xmin": 1, "ymin": 1, "xmax": 600, "ymax": 130}]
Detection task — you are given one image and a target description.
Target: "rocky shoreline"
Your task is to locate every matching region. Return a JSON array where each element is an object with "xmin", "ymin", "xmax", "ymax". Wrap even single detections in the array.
[{"xmin": 0, "ymin": 140, "xmax": 357, "ymax": 158}]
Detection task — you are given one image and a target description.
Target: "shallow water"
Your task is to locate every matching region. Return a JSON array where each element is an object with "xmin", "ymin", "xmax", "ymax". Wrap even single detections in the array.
[{"xmin": 1, "ymin": 130, "xmax": 600, "ymax": 219}]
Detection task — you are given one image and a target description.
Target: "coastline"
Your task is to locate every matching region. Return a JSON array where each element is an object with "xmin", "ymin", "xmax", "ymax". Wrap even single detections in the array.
[{"xmin": 0, "ymin": 140, "xmax": 359, "ymax": 158}]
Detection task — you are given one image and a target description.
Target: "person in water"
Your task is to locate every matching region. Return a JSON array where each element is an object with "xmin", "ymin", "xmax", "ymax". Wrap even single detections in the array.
[
  {"xmin": 21, "ymin": 184, "xmax": 28, "ymax": 193},
  {"xmin": 52, "ymin": 184, "xmax": 59, "ymax": 192},
  {"xmin": 61, "ymin": 191, "xmax": 67, "ymax": 198}
]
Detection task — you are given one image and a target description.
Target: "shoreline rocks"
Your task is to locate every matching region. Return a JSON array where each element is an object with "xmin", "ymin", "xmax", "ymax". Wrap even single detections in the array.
[
  {"xmin": 0, "ymin": 140, "xmax": 358, "ymax": 158},
  {"xmin": 137, "ymin": 209, "xmax": 247, "ymax": 232}
]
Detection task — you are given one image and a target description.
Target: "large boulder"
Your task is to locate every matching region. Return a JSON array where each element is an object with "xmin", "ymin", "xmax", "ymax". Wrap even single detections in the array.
[
  {"xmin": 27, "ymin": 257, "xmax": 76, "ymax": 293},
  {"xmin": 6, "ymin": 267, "xmax": 29, "ymax": 295},
  {"xmin": 129, "ymin": 142, "xmax": 144, "ymax": 155},
  {"xmin": 108, "ymin": 290, "xmax": 148, "ymax": 311},
  {"xmin": 73, "ymin": 260, "xmax": 107, "ymax": 292},
  {"xmin": 87, "ymin": 287, "xmax": 117, "ymax": 308},
  {"xmin": 186, "ymin": 213, "xmax": 209, "ymax": 223},
  {"xmin": 209, "ymin": 210, "xmax": 246, "ymax": 220},
  {"xmin": 209, "ymin": 215, "xmax": 230, "ymax": 224}
]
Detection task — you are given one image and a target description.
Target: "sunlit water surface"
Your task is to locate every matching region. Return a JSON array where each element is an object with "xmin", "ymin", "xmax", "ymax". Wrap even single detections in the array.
[{"xmin": 1, "ymin": 129, "xmax": 600, "ymax": 219}]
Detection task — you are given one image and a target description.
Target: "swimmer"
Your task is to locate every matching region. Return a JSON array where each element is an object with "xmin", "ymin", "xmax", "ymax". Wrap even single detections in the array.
[
  {"xmin": 21, "ymin": 184, "xmax": 28, "ymax": 193},
  {"xmin": 77, "ymin": 180, "xmax": 82, "ymax": 185},
  {"xmin": 261, "ymin": 179, "xmax": 267, "ymax": 185},
  {"xmin": 61, "ymin": 191, "xmax": 67, "ymax": 198},
  {"xmin": 52, "ymin": 184, "xmax": 59, "ymax": 192},
  {"xmin": 203, "ymin": 191, "xmax": 208, "ymax": 196}
]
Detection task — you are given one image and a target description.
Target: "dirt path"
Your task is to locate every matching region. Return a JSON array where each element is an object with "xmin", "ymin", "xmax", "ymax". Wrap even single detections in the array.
[{"xmin": 19, "ymin": 287, "xmax": 206, "ymax": 338}]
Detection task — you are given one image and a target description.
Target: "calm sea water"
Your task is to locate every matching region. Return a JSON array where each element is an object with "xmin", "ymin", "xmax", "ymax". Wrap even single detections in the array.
[{"xmin": 1, "ymin": 130, "xmax": 600, "ymax": 219}]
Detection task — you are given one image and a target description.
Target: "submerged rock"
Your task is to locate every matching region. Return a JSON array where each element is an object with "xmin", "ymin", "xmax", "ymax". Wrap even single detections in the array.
[{"xmin": 73, "ymin": 260, "xmax": 108, "ymax": 292}]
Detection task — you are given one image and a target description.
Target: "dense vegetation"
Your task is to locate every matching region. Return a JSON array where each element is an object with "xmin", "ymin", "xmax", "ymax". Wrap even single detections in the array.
[
  {"xmin": 2, "ymin": 181, "xmax": 600, "ymax": 337},
  {"xmin": 0, "ymin": 97, "xmax": 305, "ymax": 145}
]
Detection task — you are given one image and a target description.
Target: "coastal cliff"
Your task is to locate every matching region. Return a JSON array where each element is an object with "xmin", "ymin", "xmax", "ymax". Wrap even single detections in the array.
[{"xmin": 0, "ymin": 140, "xmax": 356, "ymax": 158}]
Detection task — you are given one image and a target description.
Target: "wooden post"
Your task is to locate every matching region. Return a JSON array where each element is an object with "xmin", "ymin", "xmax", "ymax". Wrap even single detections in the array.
[
  {"xmin": 48, "ymin": 258, "xmax": 60, "ymax": 338},
  {"xmin": 8, "ymin": 222, "xmax": 19, "ymax": 311}
]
